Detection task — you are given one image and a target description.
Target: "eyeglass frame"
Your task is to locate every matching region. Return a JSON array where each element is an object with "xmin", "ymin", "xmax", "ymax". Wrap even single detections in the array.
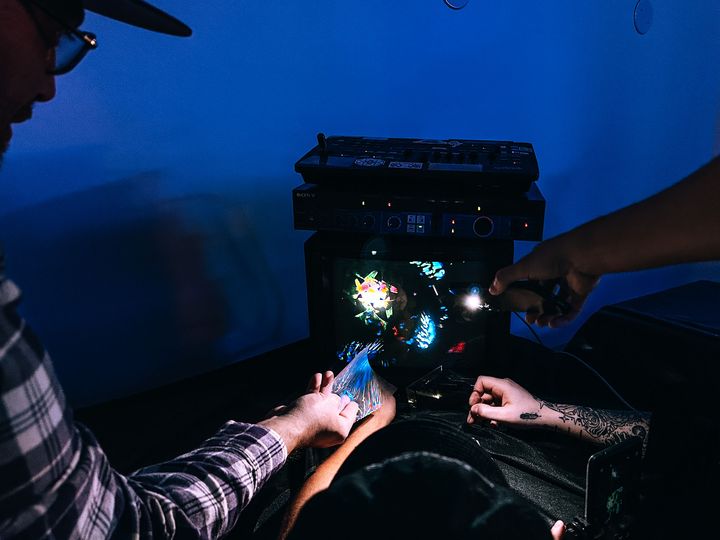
[{"xmin": 19, "ymin": 0, "xmax": 98, "ymax": 75}]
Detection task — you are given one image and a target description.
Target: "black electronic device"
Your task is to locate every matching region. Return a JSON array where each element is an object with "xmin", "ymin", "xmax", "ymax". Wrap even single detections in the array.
[
  {"xmin": 293, "ymin": 182, "xmax": 545, "ymax": 241},
  {"xmin": 295, "ymin": 134, "xmax": 540, "ymax": 194},
  {"xmin": 304, "ymin": 232, "xmax": 513, "ymax": 386},
  {"xmin": 480, "ymin": 280, "xmax": 572, "ymax": 316},
  {"xmin": 563, "ymin": 438, "xmax": 643, "ymax": 540},
  {"xmin": 406, "ymin": 364, "xmax": 476, "ymax": 410},
  {"xmin": 565, "ymin": 281, "xmax": 720, "ymax": 540},
  {"xmin": 585, "ymin": 437, "xmax": 642, "ymax": 536}
]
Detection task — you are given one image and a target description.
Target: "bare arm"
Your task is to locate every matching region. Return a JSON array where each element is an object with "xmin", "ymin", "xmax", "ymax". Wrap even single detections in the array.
[
  {"xmin": 523, "ymin": 399, "xmax": 650, "ymax": 446},
  {"xmin": 491, "ymin": 156, "xmax": 720, "ymax": 327},
  {"xmin": 468, "ymin": 376, "xmax": 650, "ymax": 447},
  {"xmin": 569, "ymin": 156, "xmax": 720, "ymax": 275},
  {"xmin": 279, "ymin": 390, "xmax": 396, "ymax": 540}
]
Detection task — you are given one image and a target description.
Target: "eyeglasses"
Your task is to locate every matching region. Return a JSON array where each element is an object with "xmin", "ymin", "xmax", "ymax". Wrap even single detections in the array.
[{"xmin": 20, "ymin": 0, "xmax": 98, "ymax": 75}]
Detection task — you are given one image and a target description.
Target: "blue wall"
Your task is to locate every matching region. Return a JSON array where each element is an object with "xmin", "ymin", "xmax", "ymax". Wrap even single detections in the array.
[{"xmin": 1, "ymin": 1, "xmax": 719, "ymax": 406}]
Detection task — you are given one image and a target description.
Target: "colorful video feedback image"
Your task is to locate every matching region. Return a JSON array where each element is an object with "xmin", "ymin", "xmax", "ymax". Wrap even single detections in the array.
[{"xmin": 332, "ymin": 257, "xmax": 491, "ymax": 373}]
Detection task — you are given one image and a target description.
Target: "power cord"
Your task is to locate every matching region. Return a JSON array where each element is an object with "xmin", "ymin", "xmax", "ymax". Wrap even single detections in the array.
[{"xmin": 512, "ymin": 312, "xmax": 639, "ymax": 413}]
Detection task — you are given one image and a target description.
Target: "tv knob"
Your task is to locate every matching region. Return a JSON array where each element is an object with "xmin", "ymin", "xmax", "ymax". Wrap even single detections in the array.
[
  {"xmin": 387, "ymin": 216, "xmax": 402, "ymax": 230},
  {"xmin": 473, "ymin": 216, "xmax": 494, "ymax": 238}
]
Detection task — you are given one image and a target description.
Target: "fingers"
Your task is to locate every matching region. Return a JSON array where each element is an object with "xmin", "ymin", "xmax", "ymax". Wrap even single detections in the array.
[
  {"xmin": 527, "ymin": 312, "xmax": 564, "ymax": 328},
  {"xmin": 339, "ymin": 400, "xmax": 360, "ymax": 423},
  {"xmin": 320, "ymin": 371, "xmax": 334, "ymax": 395},
  {"xmin": 470, "ymin": 375, "xmax": 510, "ymax": 403},
  {"xmin": 491, "ymin": 249, "xmax": 553, "ymax": 295},
  {"xmin": 307, "ymin": 373, "xmax": 322, "ymax": 393},
  {"xmin": 536, "ymin": 313, "xmax": 555, "ymax": 328},
  {"xmin": 468, "ymin": 376, "xmax": 520, "ymax": 424},
  {"xmin": 308, "ymin": 371, "xmax": 337, "ymax": 394},
  {"xmin": 467, "ymin": 410, "xmax": 499, "ymax": 426},
  {"xmin": 339, "ymin": 393, "xmax": 351, "ymax": 410},
  {"xmin": 469, "ymin": 402, "xmax": 514, "ymax": 422},
  {"xmin": 547, "ymin": 292, "xmax": 588, "ymax": 328},
  {"xmin": 549, "ymin": 311, "xmax": 579, "ymax": 328},
  {"xmin": 468, "ymin": 390, "xmax": 494, "ymax": 406},
  {"xmin": 537, "ymin": 295, "xmax": 585, "ymax": 328},
  {"xmin": 525, "ymin": 299, "xmax": 583, "ymax": 329},
  {"xmin": 551, "ymin": 520, "xmax": 566, "ymax": 540},
  {"xmin": 490, "ymin": 264, "xmax": 525, "ymax": 295}
]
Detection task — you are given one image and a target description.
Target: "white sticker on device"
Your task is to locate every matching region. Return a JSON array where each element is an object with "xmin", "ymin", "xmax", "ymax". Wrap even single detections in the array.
[
  {"xmin": 388, "ymin": 162, "xmax": 423, "ymax": 169},
  {"xmin": 354, "ymin": 158, "xmax": 386, "ymax": 167}
]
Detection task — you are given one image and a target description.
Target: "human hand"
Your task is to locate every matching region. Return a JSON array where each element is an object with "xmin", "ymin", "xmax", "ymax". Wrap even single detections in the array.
[
  {"xmin": 280, "ymin": 371, "xmax": 359, "ymax": 449},
  {"xmin": 278, "ymin": 377, "xmax": 396, "ymax": 540},
  {"xmin": 467, "ymin": 375, "xmax": 544, "ymax": 427},
  {"xmin": 489, "ymin": 235, "xmax": 599, "ymax": 328},
  {"xmin": 551, "ymin": 520, "xmax": 566, "ymax": 540}
]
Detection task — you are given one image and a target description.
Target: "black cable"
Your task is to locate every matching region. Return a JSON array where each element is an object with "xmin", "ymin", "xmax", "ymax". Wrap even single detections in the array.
[
  {"xmin": 512, "ymin": 312, "xmax": 639, "ymax": 412},
  {"xmin": 512, "ymin": 311, "xmax": 543, "ymax": 346}
]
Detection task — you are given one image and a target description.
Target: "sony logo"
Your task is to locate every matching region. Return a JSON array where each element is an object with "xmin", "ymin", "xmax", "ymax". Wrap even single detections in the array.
[{"xmin": 295, "ymin": 192, "xmax": 316, "ymax": 198}]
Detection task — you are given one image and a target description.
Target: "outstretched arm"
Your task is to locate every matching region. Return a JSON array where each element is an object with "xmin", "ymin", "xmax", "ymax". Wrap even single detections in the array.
[
  {"xmin": 127, "ymin": 371, "xmax": 359, "ymax": 538},
  {"xmin": 490, "ymin": 156, "xmax": 720, "ymax": 327},
  {"xmin": 0, "ymin": 298, "xmax": 357, "ymax": 540},
  {"xmin": 516, "ymin": 398, "xmax": 650, "ymax": 446},
  {"xmin": 467, "ymin": 376, "xmax": 650, "ymax": 447},
  {"xmin": 279, "ymin": 385, "xmax": 396, "ymax": 540}
]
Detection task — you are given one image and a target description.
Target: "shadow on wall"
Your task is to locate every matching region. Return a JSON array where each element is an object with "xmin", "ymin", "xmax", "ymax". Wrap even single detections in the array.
[{"xmin": 0, "ymin": 173, "xmax": 290, "ymax": 407}]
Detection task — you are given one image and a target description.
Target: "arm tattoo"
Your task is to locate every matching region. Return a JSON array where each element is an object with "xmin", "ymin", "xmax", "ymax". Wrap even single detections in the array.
[
  {"xmin": 536, "ymin": 399, "xmax": 650, "ymax": 447},
  {"xmin": 520, "ymin": 412, "xmax": 541, "ymax": 420}
]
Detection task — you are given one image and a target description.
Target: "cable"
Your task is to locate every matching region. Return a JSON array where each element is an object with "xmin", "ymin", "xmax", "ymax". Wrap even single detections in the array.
[
  {"xmin": 512, "ymin": 312, "xmax": 639, "ymax": 413},
  {"xmin": 512, "ymin": 311, "xmax": 543, "ymax": 347},
  {"xmin": 554, "ymin": 350, "xmax": 639, "ymax": 413}
]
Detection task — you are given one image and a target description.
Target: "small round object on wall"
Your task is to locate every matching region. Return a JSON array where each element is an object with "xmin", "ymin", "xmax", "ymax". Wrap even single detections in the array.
[
  {"xmin": 634, "ymin": 0, "xmax": 653, "ymax": 35},
  {"xmin": 444, "ymin": 0, "xmax": 469, "ymax": 10}
]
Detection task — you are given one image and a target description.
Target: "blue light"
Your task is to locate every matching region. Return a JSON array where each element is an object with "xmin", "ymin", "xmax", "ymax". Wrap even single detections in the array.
[
  {"xmin": 406, "ymin": 312, "xmax": 437, "ymax": 350},
  {"xmin": 410, "ymin": 261, "xmax": 446, "ymax": 281}
]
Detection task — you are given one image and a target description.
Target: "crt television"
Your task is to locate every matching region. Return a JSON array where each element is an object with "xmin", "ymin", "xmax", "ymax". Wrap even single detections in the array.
[{"xmin": 304, "ymin": 232, "xmax": 514, "ymax": 388}]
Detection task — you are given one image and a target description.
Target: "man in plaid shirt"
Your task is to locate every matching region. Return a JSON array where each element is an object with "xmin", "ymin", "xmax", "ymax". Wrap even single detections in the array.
[{"xmin": 0, "ymin": 1, "xmax": 359, "ymax": 538}]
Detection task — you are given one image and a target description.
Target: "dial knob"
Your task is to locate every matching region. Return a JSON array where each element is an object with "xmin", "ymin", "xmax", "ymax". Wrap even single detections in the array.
[
  {"xmin": 387, "ymin": 216, "xmax": 402, "ymax": 230},
  {"xmin": 473, "ymin": 216, "xmax": 494, "ymax": 238}
]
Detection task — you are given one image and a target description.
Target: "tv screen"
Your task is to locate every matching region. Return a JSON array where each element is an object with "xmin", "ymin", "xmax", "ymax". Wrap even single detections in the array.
[
  {"xmin": 306, "ymin": 233, "xmax": 513, "ymax": 386},
  {"xmin": 333, "ymin": 257, "xmax": 493, "ymax": 369}
]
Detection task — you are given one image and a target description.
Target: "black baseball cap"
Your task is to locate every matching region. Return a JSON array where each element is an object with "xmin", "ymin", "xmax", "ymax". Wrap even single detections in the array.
[{"xmin": 48, "ymin": 0, "xmax": 192, "ymax": 36}]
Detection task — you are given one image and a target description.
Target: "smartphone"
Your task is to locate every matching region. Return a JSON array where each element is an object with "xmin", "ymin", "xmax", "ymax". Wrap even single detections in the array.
[{"xmin": 585, "ymin": 437, "xmax": 643, "ymax": 533}]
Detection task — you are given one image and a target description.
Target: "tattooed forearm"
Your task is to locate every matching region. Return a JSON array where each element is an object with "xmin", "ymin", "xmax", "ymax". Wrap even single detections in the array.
[{"xmin": 536, "ymin": 399, "xmax": 650, "ymax": 446}]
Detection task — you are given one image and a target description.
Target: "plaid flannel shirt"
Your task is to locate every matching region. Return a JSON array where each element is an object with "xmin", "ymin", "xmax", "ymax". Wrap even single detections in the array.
[{"xmin": 0, "ymin": 250, "xmax": 287, "ymax": 539}]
